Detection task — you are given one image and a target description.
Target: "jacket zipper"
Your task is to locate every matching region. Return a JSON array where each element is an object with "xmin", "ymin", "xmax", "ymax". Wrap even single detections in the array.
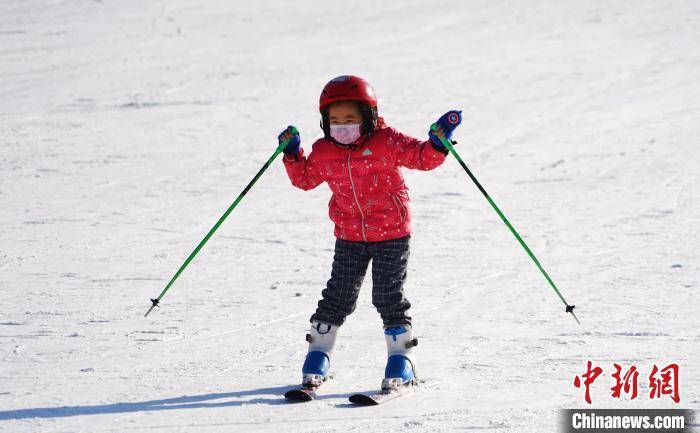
[{"xmin": 347, "ymin": 152, "xmax": 367, "ymax": 242}]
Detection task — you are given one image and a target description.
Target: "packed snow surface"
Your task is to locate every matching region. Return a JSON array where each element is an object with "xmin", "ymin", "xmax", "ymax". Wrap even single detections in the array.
[{"xmin": 1, "ymin": 0, "xmax": 698, "ymax": 432}]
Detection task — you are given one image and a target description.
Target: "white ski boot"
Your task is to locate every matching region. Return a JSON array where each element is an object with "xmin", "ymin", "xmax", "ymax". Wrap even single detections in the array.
[
  {"xmin": 381, "ymin": 324, "xmax": 418, "ymax": 391},
  {"xmin": 301, "ymin": 320, "xmax": 338, "ymax": 387}
]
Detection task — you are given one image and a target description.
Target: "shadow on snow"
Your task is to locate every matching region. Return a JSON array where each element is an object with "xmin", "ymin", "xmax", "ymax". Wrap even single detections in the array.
[{"xmin": 0, "ymin": 385, "xmax": 363, "ymax": 420}]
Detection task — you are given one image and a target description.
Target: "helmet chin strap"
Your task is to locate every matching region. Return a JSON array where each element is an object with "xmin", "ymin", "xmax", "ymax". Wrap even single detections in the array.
[
  {"xmin": 329, "ymin": 136, "xmax": 360, "ymax": 151},
  {"xmin": 333, "ymin": 140, "xmax": 355, "ymax": 150}
]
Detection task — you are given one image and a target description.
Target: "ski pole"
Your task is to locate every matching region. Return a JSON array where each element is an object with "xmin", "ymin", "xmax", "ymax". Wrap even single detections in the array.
[
  {"xmin": 144, "ymin": 127, "xmax": 299, "ymax": 317},
  {"xmin": 431, "ymin": 117, "xmax": 580, "ymax": 324}
]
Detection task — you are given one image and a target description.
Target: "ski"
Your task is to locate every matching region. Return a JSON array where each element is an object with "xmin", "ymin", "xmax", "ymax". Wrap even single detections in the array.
[
  {"xmin": 284, "ymin": 373, "xmax": 334, "ymax": 402},
  {"xmin": 349, "ymin": 378, "xmax": 435, "ymax": 406}
]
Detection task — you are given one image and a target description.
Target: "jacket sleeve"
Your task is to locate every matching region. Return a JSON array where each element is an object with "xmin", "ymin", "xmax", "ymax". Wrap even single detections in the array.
[
  {"xmin": 282, "ymin": 146, "xmax": 324, "ymax": 191},
  {"xmin": 388, "ymin": 127, "xmax": 448, "ymax": 171}
]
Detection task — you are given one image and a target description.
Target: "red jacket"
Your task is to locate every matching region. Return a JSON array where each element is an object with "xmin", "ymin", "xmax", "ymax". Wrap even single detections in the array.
[{"xmin": 283, "ymin": 118, "xmax": 448, "ymax": 242}]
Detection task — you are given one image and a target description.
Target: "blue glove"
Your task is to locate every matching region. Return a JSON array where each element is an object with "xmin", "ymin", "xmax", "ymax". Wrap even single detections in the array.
[
  {"xmin": 429, "ymin": 110, "xmax": 462, "ymax": 152},
  {"xmin": 278, "ymin": 125, "xmax": 301, "ymax": 156}
]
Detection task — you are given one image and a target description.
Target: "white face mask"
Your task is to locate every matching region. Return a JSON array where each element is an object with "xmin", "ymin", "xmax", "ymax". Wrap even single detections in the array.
[{"xmin": 330, "ymin": 123, "xmax": 362, "ymax": 145}]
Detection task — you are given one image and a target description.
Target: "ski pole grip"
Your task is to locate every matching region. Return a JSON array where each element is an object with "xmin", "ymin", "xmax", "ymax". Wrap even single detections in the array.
[
  {"xmin": 430, "ymin": 123, "xmax": 454, "ymax": 150},
  {"xmin": 277, "ymin": 125, "xmax": 300, "ymax": 152}
]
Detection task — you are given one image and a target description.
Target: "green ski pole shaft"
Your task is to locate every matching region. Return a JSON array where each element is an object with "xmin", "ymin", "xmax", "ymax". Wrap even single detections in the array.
[
  {"xmin": 431, "ymin": 123, "xmax": 580, "ymax": 324},
  {"xmin": 145, "ymin": 128, "xmax": 298, "ymax": 317}
]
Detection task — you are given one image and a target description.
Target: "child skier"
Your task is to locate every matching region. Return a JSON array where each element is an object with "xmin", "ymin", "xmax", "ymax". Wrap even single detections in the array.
[{"xmin": 278, "ymin": 75, "xmax": 461, "ymax": 393}]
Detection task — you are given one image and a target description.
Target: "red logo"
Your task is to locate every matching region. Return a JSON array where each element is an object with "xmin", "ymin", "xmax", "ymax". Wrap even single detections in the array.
[{"xmin": 573, "ymin": 362, "xmax": 680, "ymax": 404}]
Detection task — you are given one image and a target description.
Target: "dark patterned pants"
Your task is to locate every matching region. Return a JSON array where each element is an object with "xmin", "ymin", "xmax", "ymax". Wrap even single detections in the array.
[{"xmin": 310, "ymin": 235, "xmax": 412, "ymax": 328}]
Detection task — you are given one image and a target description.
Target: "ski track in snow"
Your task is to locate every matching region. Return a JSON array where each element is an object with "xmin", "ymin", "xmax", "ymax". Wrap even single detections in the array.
[{"xmin": 1, "ymin": 0, "xmax": 699, "ymax": 432}]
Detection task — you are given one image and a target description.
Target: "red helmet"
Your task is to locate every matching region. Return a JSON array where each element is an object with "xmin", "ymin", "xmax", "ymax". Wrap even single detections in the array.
[{"xmin": 319, "ymin": 75, "xmax": 377, "ymax": 112}]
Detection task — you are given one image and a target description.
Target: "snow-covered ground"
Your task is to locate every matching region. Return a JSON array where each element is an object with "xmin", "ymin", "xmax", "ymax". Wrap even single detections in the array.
[{"xmin": 1, "ymin": 1, "xmax": 698, "ymax": 432}]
